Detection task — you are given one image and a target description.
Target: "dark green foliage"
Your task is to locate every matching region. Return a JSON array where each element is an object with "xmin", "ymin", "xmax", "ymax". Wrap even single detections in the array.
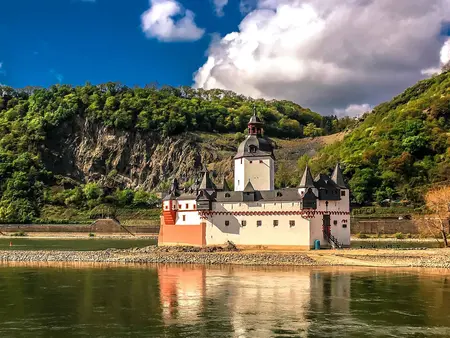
[{"xmin": 315, "ymin": 71, "xmax": 450, "ymax": 205}]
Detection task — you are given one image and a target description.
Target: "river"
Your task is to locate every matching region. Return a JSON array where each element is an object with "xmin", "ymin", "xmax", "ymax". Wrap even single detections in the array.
[{"xmin": 0, "ymin": 264, "xmax": 449, "ymax": 337}]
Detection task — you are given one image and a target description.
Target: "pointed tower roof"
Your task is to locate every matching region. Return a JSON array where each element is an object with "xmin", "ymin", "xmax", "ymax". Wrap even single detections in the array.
[
  {"xmin": 299, "ymin": 166, "xmax": 315, "ymax": 188},
  {"xmin": 199, "ymin": 170, "xmax": 216, "ymax": 190},
  {"xmin": 331, "ymin": 162, "xmax": 348, "ymax": 189},
  {"xmin": 163, "ymin": 178, "xmax": 180, "ymax": 200},
  {"xmin": 243, "ymin": 180, "xmax": 255, "ymax": 192},
  {"xmin": 221, "ymin": 177, "xmax": 231, "ymax": 191},
  {"xmin": 248, "ymin": 104, "xmax": 262, "ymax": 124}
]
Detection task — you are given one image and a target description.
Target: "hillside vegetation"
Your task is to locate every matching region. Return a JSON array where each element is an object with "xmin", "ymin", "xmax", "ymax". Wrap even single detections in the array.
[
  {"xmin": 308, "ymin": 72, "xmax": 450, "ymax": 205},
  {"xmin": 0, "ymin": 84, "xmax": 353, "ymax": 223}
]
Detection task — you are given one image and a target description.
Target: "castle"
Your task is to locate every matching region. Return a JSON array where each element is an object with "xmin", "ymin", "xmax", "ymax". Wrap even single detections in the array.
[{"xmin": 158, "ymin": 112, "xmax": 351, "ymax": 249}]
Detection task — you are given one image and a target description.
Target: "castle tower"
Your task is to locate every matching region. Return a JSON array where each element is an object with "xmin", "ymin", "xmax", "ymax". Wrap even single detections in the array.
[
  {"xmin": 234, "ymin": 109, "xmax": 274, "ymax": 191},
  {"xmin": 331, "ymin": 162, "xmax": 350, "ymax": 208}
]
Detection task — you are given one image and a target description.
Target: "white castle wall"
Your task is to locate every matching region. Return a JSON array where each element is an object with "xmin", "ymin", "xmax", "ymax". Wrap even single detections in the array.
[
  {"xmin": 174, "ymin": 199, "xmax": 202, "ymax": 225},
  {"xmin": 234, "ymin": 157, "xmax": 274, "ymax": 191},
  {"xmin": 204, "ymin": 201, "xmax": 311, "ymax": 247}
]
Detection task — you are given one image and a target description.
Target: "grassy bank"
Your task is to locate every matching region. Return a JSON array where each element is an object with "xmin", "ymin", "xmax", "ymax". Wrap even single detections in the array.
[{"xmin": 37, "ymin": 205, "xmax": 161, "ymax": 226}]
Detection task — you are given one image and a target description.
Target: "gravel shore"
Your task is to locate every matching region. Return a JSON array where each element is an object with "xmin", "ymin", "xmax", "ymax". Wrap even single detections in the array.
[{"xmin": 0, "ymin": 246, "xmax": 449, "ymax": 268}]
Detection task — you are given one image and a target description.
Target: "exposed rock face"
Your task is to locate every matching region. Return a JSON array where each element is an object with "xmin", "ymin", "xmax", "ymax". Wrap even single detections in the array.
[
  {"xmin": 40, "ymin": 117, "xmax": 335, "ymax": 191},
  {"xmin": 42, "ymin": 117, "xmax": 234, "ymax": 190}
]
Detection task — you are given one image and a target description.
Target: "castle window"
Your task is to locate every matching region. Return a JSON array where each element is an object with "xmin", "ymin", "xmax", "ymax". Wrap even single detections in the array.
[
  {"xmin": 342, "ymin": 223, "xmax": 347, "ymax": 228},
  {"xmin": 241, "ymin": 220, "xmax": 246, "ymax": 227},
  {"xmin": 182, "ymin": 215, "xmax": 186, "ymax": 221},
  {"xmin": 277, "ymin": 192, "xmax": 282, "ymax": 197},
  {"xmin": 257, "ymin": 220, "xmax": 262, "ymax": 227},
  {"xmin": 341, "ymin": 190, "xmax": 346, "ymax": 196},
  {"xmin": 178, "ymin": 204, "xmax": 182, "ymax": 208},
  {"xmin": 273, "ymin": 220, "xmax": 278, "ymax": 227},
  {"xmin": 225, "ymin": 193, "xmax": 231, "ymax": 198},
  {"xmin": 333, "ymin": 220, "xmax": 338, "ymax": 225},
  {"xmin": 289, "ymin": 220, "xmax": 295, "ymax": 227},
  {"xmin": 193, "ymin": 204, "xmax": 196, "ymax": 209},
  {"xmin": 185, "ymin": 203, "xmax": 189, "ymax": 209},
  {"xmin": 165, "ymin": 205, "xmax": 168, "ymax": 210},
  {"xmin": 225, "ymin": 220, "xmax": 230, "ymax": 226},
  {"xmin": 260, "ymin": 160, "xmax": 263, "ymax": 163},
  {"xmin": 250, "ymin": 160, "xmax": 253, "ymax": 164}
]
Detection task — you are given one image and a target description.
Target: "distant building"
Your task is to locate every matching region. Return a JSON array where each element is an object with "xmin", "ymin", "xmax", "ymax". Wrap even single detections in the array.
[{"xmin": 159, "ymin": 111, "xmax": 351, "ymax": 249}]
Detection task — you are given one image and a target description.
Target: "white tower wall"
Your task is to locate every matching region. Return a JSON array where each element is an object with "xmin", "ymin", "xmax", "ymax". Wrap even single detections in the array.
[{"xmin": 234, "ymin": 157, "xmax": 274, "ymax": 191}]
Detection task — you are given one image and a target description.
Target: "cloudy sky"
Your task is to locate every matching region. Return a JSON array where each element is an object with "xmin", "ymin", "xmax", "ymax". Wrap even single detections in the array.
[{"xmin": 1, "ymin": 0, "xmax": 450, "ymax": 116}]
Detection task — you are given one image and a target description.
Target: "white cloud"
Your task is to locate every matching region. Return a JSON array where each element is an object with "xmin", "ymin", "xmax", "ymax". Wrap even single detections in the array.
[
  {"xmin": 141, "ymin": 0, "xmax": 205, "ymax": 42},
  {"xmin": 421, "ymin": 67, "xmax": 441, "ymax": 76},
  {"xmin": 213, "ymin": 0, "xmax": 228, "ymax": 16},
  {"xmin": 421, "ymin": 37, "xmax": 450, "ymax": 76},
  {"xmin": 334, "ymin": 104, "xmax": 372, "ymax": 118},
  {"xmin": 194, "ymin": 0, "xmax": 450, "ymax": 114},
  {"xmin": 0, "ymin": 62, "xmax": 5, "ymax": 75}
]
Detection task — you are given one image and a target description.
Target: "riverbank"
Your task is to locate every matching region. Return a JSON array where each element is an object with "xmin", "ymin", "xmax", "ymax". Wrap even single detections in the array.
[{"xmin": 0, "ymin": 246, "xmax": 449, "ymax": 268}]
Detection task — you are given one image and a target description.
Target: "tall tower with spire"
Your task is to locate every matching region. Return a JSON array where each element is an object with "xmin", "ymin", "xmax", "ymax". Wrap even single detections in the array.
[{"xmin": 234, "ymin": 108, "xmax": 275, "ymax": 191}]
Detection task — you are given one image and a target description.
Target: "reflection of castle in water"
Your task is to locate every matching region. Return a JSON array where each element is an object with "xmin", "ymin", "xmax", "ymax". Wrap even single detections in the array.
[{"xmin": 158, "ymin": 266, "xmax": 351, "ymax": 336}]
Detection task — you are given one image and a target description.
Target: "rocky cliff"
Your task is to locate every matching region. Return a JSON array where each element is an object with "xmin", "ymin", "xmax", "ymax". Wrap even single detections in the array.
[{"xmin": 39, "ymin": 117, "xmax": 341, "ymax": 191}]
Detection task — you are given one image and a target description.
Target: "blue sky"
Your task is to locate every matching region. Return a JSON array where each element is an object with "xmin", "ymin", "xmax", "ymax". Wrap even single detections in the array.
[
  {"xmin": 0, "ymin": 0, "xmax": 242, "ymax": 88},
  {"xmin": 1, "ymin": 0, "xmax": 449, "ymax": 115}
]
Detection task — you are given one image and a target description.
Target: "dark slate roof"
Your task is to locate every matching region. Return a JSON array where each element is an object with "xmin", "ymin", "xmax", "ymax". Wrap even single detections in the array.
[
  {"xmin": 243, "ymin": 181, "xmax": 255, "ymax": 192},
  {"xmin": 234, "ymin": 135, "xmax": 274, "ymax": 159},
  {"xmin": 331, "ymin": 162, "xmax": 349, "ymax": 189},
  {"xmin": 163, "ymin": 178, "xmax": 180, "ymax": 200},
  {"xmin": 248, "ymin": 112, "xmax": 262, "ymax": 124},
  {"xmin": 215, "ymin": 188, "xmax": 303, "ymax": 202},
  {"xmin": 197, "ymin": 190, "xmax": 213, "ymax": 201},
  {"xmin": 314, "ymin": 174, "xmax": 339, "ymax": 189},
  {"xmin": 199, "ymin": 171, "xmax": 216, "ymax": 190},
  {"xmin": 220, "ymin": 178, "xmax": 231, "ymax": 191},
  {"xmin": 299, "ymin": 166, "xmax": 315, "ymax": 188},
  {"xmin": 177, "ymin": 191, "xmax": 197, "ymax": 200}
]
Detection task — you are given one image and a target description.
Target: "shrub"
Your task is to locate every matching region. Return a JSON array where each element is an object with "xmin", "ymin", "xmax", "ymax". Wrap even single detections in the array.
[
  {"xmin": 395, "ymin": 232, "xmax": 404, "ymax": 239},
  {"xmin": 88, "ymin": 232, "xmax": 95, "ymax": 237},
  {"xmin": 355, "ymin": 233, "xmax": 368, "ymax": 239},
  {"xmin": 11, "ymin": 230, "xmax": 27, "ymax": 237}
]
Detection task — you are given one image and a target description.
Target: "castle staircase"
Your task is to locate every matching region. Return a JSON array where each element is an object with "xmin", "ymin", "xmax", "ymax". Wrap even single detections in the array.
[
  {"xmin": 323, "ymin": 230, "xmax": 343, "ymax": 249},
  {"xmin": 163, "ymin": 211, "xmax": 177, "ymax": 225}
]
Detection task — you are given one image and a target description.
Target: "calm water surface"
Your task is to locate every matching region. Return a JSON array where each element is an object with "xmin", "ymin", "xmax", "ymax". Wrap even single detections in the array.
[{"xmin": 0, "ymin": 264, "xmax": 449, "ymax": 337}]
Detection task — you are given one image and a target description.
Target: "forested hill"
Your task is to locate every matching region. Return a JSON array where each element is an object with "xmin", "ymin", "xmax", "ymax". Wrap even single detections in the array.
[
  {"xmin": 0, "ymin": 84, "xmax": 354, "ymax": 223},
  {"xmin": 0, "ymin": 84, "xmax": 352, "ymax": 138},
  {"xmin": 309, "ymin": 71, "xmax": 450, "ymax": 206}
]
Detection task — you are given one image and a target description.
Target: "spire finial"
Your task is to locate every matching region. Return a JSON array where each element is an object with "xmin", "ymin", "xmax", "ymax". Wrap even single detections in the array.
[{"xmin": 252, "ymin": 103, "xmax": 257, "ymax": 117}]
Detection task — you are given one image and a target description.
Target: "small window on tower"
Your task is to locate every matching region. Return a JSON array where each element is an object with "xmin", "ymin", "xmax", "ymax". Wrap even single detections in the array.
[
  {"xmin": 260, "ymin": 160, "xmax": 263, "ymax": 163},
  {"xmin": 182, "ymin": 215, "xmax": 186, "ymax": 221},
  {"xmin": 225, "ymin": 193, "xmax": 231, "ymax": 198},
  {"xmin": 289, "ymin": 220, "xmax": 295, "ymax": 227},
  {"xmin": 257, "ymin": 220, "xmax": 262, "ymax": 227},
  {"xmin": 225, "ymin": 220, "xmax": 230, "ymax": 226},
  {"xmin": 341, "ymin": 190, "xmax": 346, "ymax": 196},
  {"xmin": 250, "ymin": 160, "xmax": 253, "ymax": 164},
  {"xmin": 342, "ymin": 223, "xmax": 347, "ymax": 228},
  {"xmin": 273, "ymin": 220, "xmax": 279, "ymax": 227},
  {"xmin": 165, "ymin": 205, "xmax": 168, "ymax": 210},
  {"xmin": 241, "ymin": 220, "xmax": 246, "ymax": 227},
  {"xmin": 185, "ymin": 203, "xmax": 189, "ymax": 209}
]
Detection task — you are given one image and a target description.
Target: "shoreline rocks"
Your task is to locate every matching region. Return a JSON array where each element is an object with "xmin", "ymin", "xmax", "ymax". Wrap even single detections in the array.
[{"xmin": 0, "ymin": 246, "xmax": 449, "ymax": 268}]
